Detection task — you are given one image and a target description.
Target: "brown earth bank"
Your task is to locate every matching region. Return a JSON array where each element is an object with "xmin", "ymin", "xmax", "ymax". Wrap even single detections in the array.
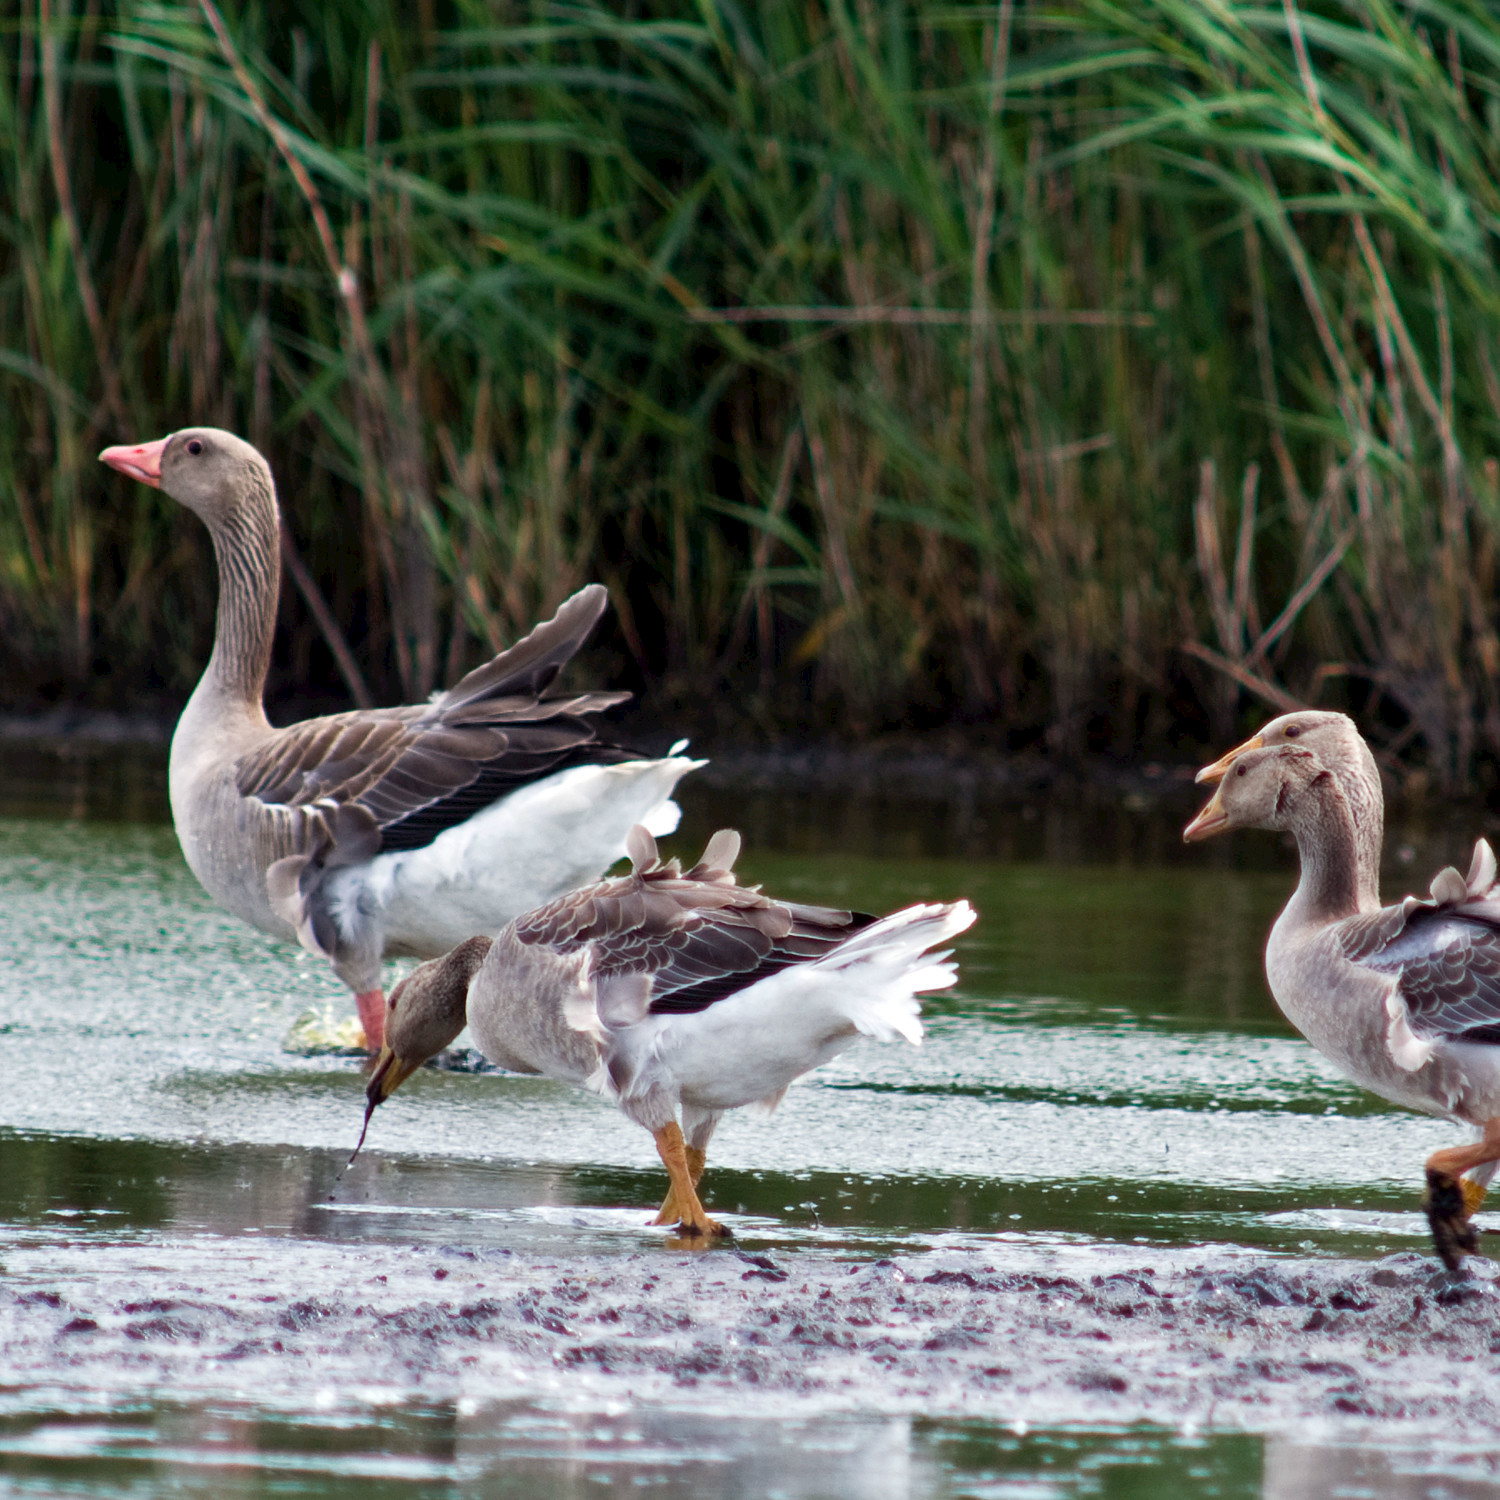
[
  {"xmin": 0, "ymin": 705, "xmax": 1259, "ymax": 802},
  {"xmin": 4, "ymin": 1231, "xmax": 1500, "ymax": 1440}
]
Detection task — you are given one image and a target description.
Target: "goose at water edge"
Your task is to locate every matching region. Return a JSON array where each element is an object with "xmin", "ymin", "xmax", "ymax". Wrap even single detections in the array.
[
  {"xmin": 1185, "ymin": 739, "xmax": 1500, "ymax": 1270},
  {"xmin": 100, "ymin": 428, "xmax": 698, "ymax": 1051},
  {"xmin": 354, "ymin": 826, "xmax": 977, "ymax": 1239}
]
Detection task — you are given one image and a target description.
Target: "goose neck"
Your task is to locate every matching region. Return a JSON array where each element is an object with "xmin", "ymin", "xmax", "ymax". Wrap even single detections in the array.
[
  {"xmin": 1286, "ymin": 779, "xmax": 1365, "ymax": 927},
  {"xmin": 201, "ymin": 475, "xmax": 280, "ymax": 709}
]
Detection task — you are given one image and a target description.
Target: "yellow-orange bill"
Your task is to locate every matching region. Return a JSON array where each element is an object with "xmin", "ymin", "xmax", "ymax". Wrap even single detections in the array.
[
  {"xmin": 1182, "ymin": 785, "xmax": 1228, "ymax": 843},
  {"xmin": 1194, "ymin": 732, "xmax": 1264, "ymax": 785},
  {"xmin": 327, "ymin": 1047, "xmax": 418, "ymax": 1199}
]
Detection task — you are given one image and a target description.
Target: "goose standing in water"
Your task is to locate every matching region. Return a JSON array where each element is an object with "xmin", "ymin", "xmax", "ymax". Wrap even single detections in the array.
[
  {"xmin": 100, "ymin": 429, "xmax": 697, "ymax": 1050},
  {"xmin": 1185, "ymin": 741, "xmax": 1500, "ymax": 1269},
  {"xmin": 356, "ymin": 827, "xmax": 976, "ymax": 1238}
]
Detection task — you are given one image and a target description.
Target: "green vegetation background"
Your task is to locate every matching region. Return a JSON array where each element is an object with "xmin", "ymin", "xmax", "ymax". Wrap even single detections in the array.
[{"xmin": 4, "ymin": 0, "xmax": 1500, "ymax": 786}]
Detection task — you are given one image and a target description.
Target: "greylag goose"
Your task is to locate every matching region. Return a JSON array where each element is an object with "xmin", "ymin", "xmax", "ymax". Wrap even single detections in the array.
[
  {"xmin": 1184, "ymin": 742, "xmax": 1500, "ymax": 1268},
  {"xmin": 356, "ymin": 826, "xmax": 976, "ymax": 1238},
  {"xmin": 99, "ymin": 428, "xmax": 697, "ymax": 1050},
  {"xmin": 1195, "ymin": 709, "xmax": 1383, "ymax": 910}
]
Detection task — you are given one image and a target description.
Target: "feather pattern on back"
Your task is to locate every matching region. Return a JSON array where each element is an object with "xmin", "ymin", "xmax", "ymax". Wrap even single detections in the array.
[
  {"xmin": 515, "ymin": 824, "xmax": 875, "ymax": 1018},
  {"xmin": 235, "ymin": 585, "xmax": 633, "ymax": 853},
  {"xmin": 1338, "ymin": 838, "xmax": 1500, "ymax": 1046}
]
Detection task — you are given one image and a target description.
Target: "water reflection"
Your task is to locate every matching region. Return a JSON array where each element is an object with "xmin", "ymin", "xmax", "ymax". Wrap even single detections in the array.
[
  {"xmin": 0, "ymin": 1401, "xmax": 1270, "ymax": 1498},
  {"xmin": 8, "ymin": 1402, "xmax": 1500, "ymax": 1499},
  {"xmin": 1263, "ymin": 1438, "xmax": 1500, "ymax": 1499},
  {"xmin": 0, "ymin": 1129, "xmax": 1458, "ymax": 1263},
  {"xmin": 0, "ymin": 737, "xmax": 167, "ymax": 824}
]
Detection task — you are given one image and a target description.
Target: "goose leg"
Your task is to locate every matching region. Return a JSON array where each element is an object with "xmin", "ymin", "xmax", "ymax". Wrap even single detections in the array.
[
  {"xmin": 652, "ymin": 1109, "xmax": 720, "ymax": 1225},
  {"xmin": 355, "ymin": 989, "xmax": 387, "ymax": 1052},
  {"xmin": 652, "ymin": 1123, "xmax": 725, "ymax": 1240},
  {"xmin": 652, "ymin": 1145, "xmax": 707, "ymax": 1226},
  {"xmin": 1423, "ymin": 1117, "xmax": 1500, "ymax": 1271}
]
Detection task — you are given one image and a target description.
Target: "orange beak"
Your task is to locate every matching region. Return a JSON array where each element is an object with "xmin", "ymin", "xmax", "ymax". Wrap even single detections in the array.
[
  {"xmin": 1194, "ymin": 731, "xmax": 1264, "ymax": 786},
  {"xmin": 99, "ymin": 435, "xmax": 170, "ymax": 487},
  {"xmin": 1183, "ymin": 784, "xmax": 1229, "ymax": 843}
]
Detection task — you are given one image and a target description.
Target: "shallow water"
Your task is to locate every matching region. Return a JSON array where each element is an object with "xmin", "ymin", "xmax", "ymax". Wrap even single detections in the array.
[{"xmin": 4, "ymin": 741, "xmax": 1500, "ymax": 1497}]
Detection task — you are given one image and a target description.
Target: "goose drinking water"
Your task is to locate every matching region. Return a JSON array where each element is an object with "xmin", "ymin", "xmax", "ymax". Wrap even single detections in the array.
[{"xmin": 356, "ymin": 826, "xmax": 976, "ymax": 1238}]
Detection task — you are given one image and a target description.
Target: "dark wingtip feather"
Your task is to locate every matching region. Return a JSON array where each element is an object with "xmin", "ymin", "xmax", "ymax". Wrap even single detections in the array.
[{"xmin": 435, "ymin": 584, "xmax": 613, "ymax": 713}]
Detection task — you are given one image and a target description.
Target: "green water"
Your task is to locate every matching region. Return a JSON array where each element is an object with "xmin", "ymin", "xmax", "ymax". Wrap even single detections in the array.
[
  {"xmin": 0, "ymin": 1403, "xmax": 1268, "ymax": 1497},
  {"xmin": 2, "ymin": 740, "xmax": 1499, "ymax": 1497}
]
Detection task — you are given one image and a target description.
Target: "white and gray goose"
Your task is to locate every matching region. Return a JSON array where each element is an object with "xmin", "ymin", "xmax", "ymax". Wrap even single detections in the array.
[
  {"xmin": 1186, "ymin": 740, "xmax": 1500, "ymax": 1269},
  {"xmin": 357, "ymin": 826, "xmax": 976, "ymax": 1238},
  {"xmin": 100, "ymin": 428, "xmax": 697, "ymax": 1049}
]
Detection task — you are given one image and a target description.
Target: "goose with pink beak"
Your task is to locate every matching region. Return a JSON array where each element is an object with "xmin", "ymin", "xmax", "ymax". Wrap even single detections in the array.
[{"xmin": 100, "ymin": 428, "xmax": 699, "ymax": 1050}]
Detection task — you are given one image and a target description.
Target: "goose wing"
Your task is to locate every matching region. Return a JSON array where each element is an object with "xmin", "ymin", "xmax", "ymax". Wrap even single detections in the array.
[
  {"xmin": 235, "ymin": 585, "xmax": 633, "ymax": 853},
  {"xmin": 1339, "ymin": 839, "xmax": 1500, "ymax": 1045},
  {"xmin": 513, "ymin": 829, "xmax": 874, "ymax": 1020}
]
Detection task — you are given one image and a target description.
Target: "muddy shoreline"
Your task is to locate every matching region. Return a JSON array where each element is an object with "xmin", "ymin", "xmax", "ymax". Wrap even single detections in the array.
[
  {"xmin": 5, "ymin": 1228, "xmax": 1500, "ymax": 1442},
  {"xmin": 0, "ymin": 707, "xmax": 1203, "ymax": 801}
]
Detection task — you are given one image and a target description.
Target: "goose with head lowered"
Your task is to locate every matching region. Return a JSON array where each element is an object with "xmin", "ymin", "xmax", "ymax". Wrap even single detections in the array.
[
  {"xmin": 1185, "ymin": 740, "xmax": 1500, "ymax": 1269},
  {"xmin": 99, "ymin": 428, "xmax": 698, "ymax": 1050},
  {"xmin": 355, "ymin": 826, "xmax": 976, "ymax": 1239}
]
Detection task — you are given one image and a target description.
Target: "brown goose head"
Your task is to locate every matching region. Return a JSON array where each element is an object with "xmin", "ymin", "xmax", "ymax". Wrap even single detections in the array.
[
  {"xmin": 364, "ymin": 936, "xmax": 495, "ymax": 1118},
  {"xmin": 1184, "ymin": 743, "xmax": 1335, "ymax": 842},
  {"xmin": 100, "ymin": 428, "xmax": 274, "ymax": 530}
]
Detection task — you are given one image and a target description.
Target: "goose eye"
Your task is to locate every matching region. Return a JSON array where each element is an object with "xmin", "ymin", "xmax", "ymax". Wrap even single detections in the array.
[
  {"xmin": 1235, "ymin": 764, "xmax": 1247, "ymax": 777},
  {"xmin": 186, "ymin": 438, "xmax": 204, "ymax": 455},
  {"xmin": 1284, "ymin": 725, "xmax": 1300, "ymax": 738}
]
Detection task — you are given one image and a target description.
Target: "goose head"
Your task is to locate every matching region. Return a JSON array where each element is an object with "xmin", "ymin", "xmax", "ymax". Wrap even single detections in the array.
[
  {"xmin": 100, "ymin": 427, "xmax": 273, "ymax": 529},
  {"xmin": 1184, "ymin": 743, "xmax": 1334, "ymax": 843},
  {"xmin": 1195, "ymin": 710, "xmax": 1373, "ymax": 789},
  {"xmin": 365, "ymin": 936, "xmax": 494, "ymax": 1113}
]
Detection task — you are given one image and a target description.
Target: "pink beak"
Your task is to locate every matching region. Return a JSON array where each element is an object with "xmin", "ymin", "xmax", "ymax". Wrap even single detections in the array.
[{"xmin": 99, "ymin": 435, "xmax": 171, "ymax": 487}]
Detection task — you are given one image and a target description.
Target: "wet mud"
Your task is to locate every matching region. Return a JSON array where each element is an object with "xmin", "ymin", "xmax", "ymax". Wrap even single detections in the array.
[{"xmin": 5, "ymin": 1228, "xmax": 1500, "ymax": 1441}]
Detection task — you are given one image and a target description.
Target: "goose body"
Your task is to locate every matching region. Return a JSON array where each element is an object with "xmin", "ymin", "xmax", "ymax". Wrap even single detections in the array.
[
  {"xmin": 100, "ymin": 428, "xmax": 697, "ymax": 1048},
  {"xmin": 1186, "ymin": 740, "xmax": 1500, "ymax": 1267},
  {"xmin": 1263, "ymin": 832, "xmax": 1500, "ymax": 1123},
  {"xmin": 363, "ymin": 827, "xmax": 976, "ymax": 1236}
]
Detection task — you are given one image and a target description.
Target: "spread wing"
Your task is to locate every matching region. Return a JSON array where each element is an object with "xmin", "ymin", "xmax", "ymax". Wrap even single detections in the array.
[
  {"xmin": 1338, "ymin": 840, "xmax": 1500, "ymax": 1046},
  {"xmin": 235, "ymin": 585, "xmax": 634, "ymax": 854},
  {"xmin": 513, "ymin": 828, "xmax": 875, "ymax": 1018}
]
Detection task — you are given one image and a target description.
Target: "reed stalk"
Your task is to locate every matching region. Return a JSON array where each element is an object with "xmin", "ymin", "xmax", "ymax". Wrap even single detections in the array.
[{"xmin": 1, "ymin": 1, "xmax": 1498, "ymax": 786}]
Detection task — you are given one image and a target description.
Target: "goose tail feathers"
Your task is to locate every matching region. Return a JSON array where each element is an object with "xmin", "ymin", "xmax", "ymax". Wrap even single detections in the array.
[{"xmin": 818, "ymin": 900, "xmax": 977, "ymax": 1045}]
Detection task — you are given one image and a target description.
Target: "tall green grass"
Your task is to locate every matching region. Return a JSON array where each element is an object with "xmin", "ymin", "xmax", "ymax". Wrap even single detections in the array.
[{"xmin": 3, "ymin": 1, "xmax": 1499, "ymax": 786}]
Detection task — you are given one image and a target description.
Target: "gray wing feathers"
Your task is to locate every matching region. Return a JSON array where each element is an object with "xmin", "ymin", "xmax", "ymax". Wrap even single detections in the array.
[
  {"xmin": 233, "ymin": 585, "xmax": 622, "ymax": 818},
  {"xmin": 688, "ymin": 828, "xmax": 741, "ymax": 878},
  {"xmin": 518, "ymin": 828, "xmax": 860, "ymax": 1019},
  {"xmin": 434, "ymin": 584, "xmax": 611, "ymax": 715},
  {"xmin": 234, "ymin": 585, "xmax": 639, "ymax": 974},
  {"xmin": 1340, "ymin": 838, "xmax": 1500, "ymax": 1043},
  {"xmin": 265, "ymin": 799, "xmax": 381, "ymax": 959}
]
